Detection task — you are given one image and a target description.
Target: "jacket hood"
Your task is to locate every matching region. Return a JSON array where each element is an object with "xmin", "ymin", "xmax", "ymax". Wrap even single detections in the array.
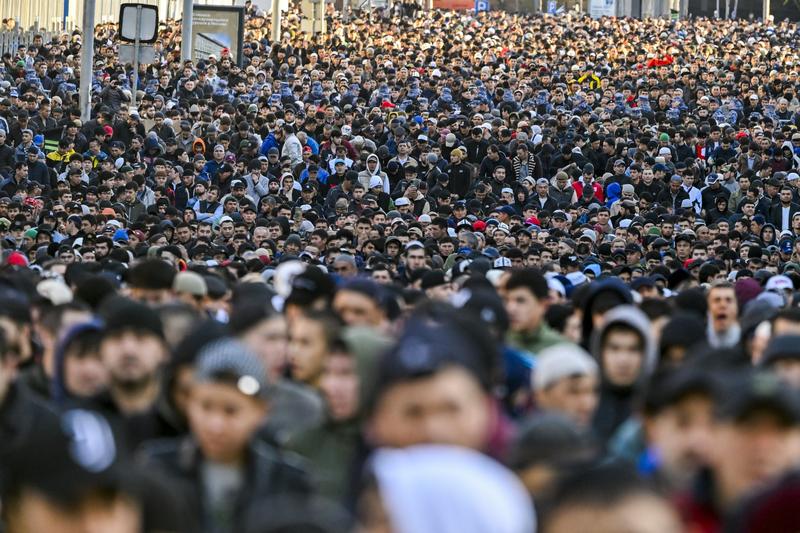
[
  {"xmin": 366, "ymin": 153, "xmax": 382, "ymax": 176},
  {"xmin": 51, "ymin": 320, "xmax": 104, "ymax": 406},
  {"xmin": 590, "ymin": 304, "xmax": 657, "ymax": 382},
  {"xmin": 580, "ymin": 278, "xmax": 633, "ymax": 343},
  {"xmin": 760, "ymin": 223, "xmax": 777, "ymax": 245},
  {"xmin": 341, "ymin": 325, "xmax": 392, "ymax": 419}
]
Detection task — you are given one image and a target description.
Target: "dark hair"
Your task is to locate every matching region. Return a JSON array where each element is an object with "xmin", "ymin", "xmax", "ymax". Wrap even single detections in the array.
[
  {"xmin": 126, "ymin": 258, "xmax": 176, "ymax": 290},
  {"xmin": 546, "ymin": 462, "xmax": 664, "ymax": 523},
  {"xmin": 505, "ymin": 268, "xmax": 549, "ymax": 300}
]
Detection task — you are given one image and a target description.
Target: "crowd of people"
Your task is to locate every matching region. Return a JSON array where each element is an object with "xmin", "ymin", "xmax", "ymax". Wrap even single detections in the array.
[{"xmin": 1, "ymin": 2, "xmax": 800, "ymax": 532}]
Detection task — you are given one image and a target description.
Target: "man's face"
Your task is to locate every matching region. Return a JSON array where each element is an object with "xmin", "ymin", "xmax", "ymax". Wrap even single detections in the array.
[
  {"xmin": 100, "ymin": 331, "xmax": 166, "ymax": 389},
  {"xmin": 710, "ymin": 411, "xmax": 800, "ymax": 504},
  {"xmin": 601, "ymin": 328, "xmax": 643, "ymax": 387},
  {"xmin": 188, "ymin": 381, "xmax": 266, "ymax": 463},
  {"xmin": 176, "ymin": 226, "xmax": 192, "ymax": 243},
  {"xmin": 537, "ymin": 374, "xmax": 599, "ymax": 428},
  {"xmin": 707, "ymin": 287, "xmax": 737, "ymax": 333},
  {"xmin": 646, "ymin": 393, "xmax": 714, "ymax": 488},
  {"xmin": 405, "ymin": 248, "xmax": 426, "ymax": 270},
  {"xmin": 367, "ymin": 366, "xmax": 490, "ymax": 450},
  {"xmin": 332, "ymin": 290, "xmax": 382, "ymax": 327},
  {"xmin": 95, "ymin": 241, "xmax": 110, "ymax": 258},
  {"xmin": 504, "ymin": 287, "xmax": 546, "ymax": 333},
  {"xmin": 320, "ymin": 353, "xmax": 359, "ymax": 421},
  {"xmin": 546, "ymin": 494, "xmax": 683, "ymax": 533}
]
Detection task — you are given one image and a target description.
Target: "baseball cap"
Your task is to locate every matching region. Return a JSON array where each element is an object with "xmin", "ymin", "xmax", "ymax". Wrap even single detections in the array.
[
  {"xmin": 766, "ymin": 274, "xmax": 794, "ymax": 292},
  {"xmin": 172, "ymin": 271, "xmax": 208, "ymax": 297},
  {"xmin": 716, "ymin": 371, "xmax": 800, "ymax": 425},
  {"xmin": 534, "ymin": 344, "xmax": 598, "ymax": 390},
  {"xmin": 194, "ymin": 337, "xmax": 270, "ymax": 399},
  {"xmin": 100, "ymin": 296, "xmax": 163, "ymax": 340},
  {"xmin": 761, "ymin": 335, "xmax": 800, "ymax": 367}
]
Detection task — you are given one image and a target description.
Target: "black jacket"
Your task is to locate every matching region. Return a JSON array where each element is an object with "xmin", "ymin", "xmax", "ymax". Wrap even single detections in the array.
[
  {"xmin": 445, "ymin": 161, "xmax": 473, "ymax": 199},
  {"xmin": 138, "ymin": 437, "xmax": 312, "ymax": 533},
  {"xmin": 769, "ymin": 202, "xmax": 800, "ymax": 231}
]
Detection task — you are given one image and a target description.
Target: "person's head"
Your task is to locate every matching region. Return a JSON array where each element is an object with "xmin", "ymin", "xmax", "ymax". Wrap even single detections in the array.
[
  {"xmin": 58, "ymin": 322, "xmax": 108, "ymax": 400},
  {"xmin": 534, "ymin": 344, "xmax": 599, "ymax": 428},
  {"xmin": 366, "ymin": 317, "xmax": 495, "ymax": 451},
  {"xmin": 503, "ymin": 269, "xmax": 550, "ymax": 333},
  {"xmin": 359, "ymin": 445, "xmax": 535, "ymax": 533},
  {"xmin": 708, "ymin": 371, "xmax": 800, "ymax": 509},
  {"xmin": 592, "ymin": 306, "xmax": 651, "ymax": 388},
  {"xmin": 641, "ymin": 368, "xmax": 715, "ymax": 490},
  {"xmin": 331, "ymin": 254, "xmax": 358, "ymax": 278},
  {"xmin": 507, "ymin": 414, "xmax": 596, "ymax": 500},
  {"xmin": 98, "ymin": 297, "xmax": 168, "ymax": 403},
  {"xmin": 1, "ymin": 409, "xmax": 142, "ymax": 533},
  {"xmin": 544, "ymin": 463, "xmax": 683, "ymax": 533},
  {"xmin": 760, "ymin": 335, "xmax": 800, "ymax": 389},
  {"xmin": 287, "ymin": 310, "xmax": 342, "ymax": 388},
  {"xmin": 229, "ymin": 297, "xmax": 288, "ymax": 380},
  {"xmin": 707, "ymin": 282, "xmax": 738, "ymax": 334},
  {"xmin": 188, "ymin": 338, "xmax": 269, "ymax": 464},
  {"xmin": 125, "ymin": 259, "xmax": 177, "ymax": 305},
  {"xmin": 404, "ymin": 244, "xmax": 426, "ymax": 271},
  {"xmin": 332, "ymin": 280, "xmax": 390, "ymax": 328}
]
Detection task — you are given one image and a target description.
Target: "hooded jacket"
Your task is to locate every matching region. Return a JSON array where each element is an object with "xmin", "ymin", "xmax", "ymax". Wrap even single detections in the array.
[
  {"xmin": 590, "ymin": 305, "xmax": 656, "ymax": 445},
  {"xmin": 358, "ymin": 154, "xmax": 390, "ymax": 193},
  {"xmin": 287, "ymin": 326, "xmax": 389, "ymax": 502}
]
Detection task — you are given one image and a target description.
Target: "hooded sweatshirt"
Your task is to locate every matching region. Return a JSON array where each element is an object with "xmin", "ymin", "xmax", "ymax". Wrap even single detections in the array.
[
  {"xmin": 287, "ymin": 326, "xmax": 390, "ymax": 502},
  {"xmin": 590, "ymin": 305, "xmax": 657, "ymax": 446},
  {"xmin": 358, "ymin": 153, "xmax": 391, "ymax": 193}
]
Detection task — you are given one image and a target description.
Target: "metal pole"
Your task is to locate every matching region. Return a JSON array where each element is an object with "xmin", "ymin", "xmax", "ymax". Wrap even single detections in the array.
[
  {"xmin": 132, "ymin": 5, "xmax": 141, "ymax": 109},
  {"xmin": 762, "ymin": 0, "xmax": 769, "ymax": 20},
  {"xmin": 271, "ymin": 0, "xmax": 280, "ymax": 43},
  {"xmin": 80, "ymin": 0, "xmax": 95, "ymax": 122},
  {"xmin": 181, "ymin": 0, "xmax": 192, "ymax": 62}
]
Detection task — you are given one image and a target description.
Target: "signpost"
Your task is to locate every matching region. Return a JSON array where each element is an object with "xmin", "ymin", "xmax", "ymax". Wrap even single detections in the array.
[
  {"xmin": 119, "ymin": 3, "xmax": 158, "ymax": 110},
  {"xmin": 475, "ymin": 0, "xmax": 490, "ymax": 12},
  {"xmin": 190, "ymin": 5, "xmax": 246, "ymax": 67},
  {"xmin": 79, "ymin": 0, "xmax": 95, "ymax": 122}
]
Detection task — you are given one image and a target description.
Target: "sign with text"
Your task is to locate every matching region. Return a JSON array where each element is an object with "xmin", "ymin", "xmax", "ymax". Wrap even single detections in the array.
[
  {"xmin": 191, "ymin": 5, "xmax": 246, "ymax": 67},
  {"xmin": 589, "ymin": 0, "xmax": 616, "ymax": 17}
]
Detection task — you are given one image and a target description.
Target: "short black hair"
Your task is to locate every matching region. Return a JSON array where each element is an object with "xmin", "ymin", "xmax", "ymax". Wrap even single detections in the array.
[
  {"xmin": 505, "ymin": 268, "xmax": 549, "ymax": 300},
  {"xmin": 126, "ymin": 258, "xmax": 176, "ymax": 290}
]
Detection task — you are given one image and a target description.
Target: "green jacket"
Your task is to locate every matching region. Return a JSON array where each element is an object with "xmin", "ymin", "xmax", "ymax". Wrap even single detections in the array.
[
  {"xmin": 506, "ymin": 323, "xmax": 566, "ymax": 356},
  {"xmin": 286, "ymin": 419, "xmax": 360, "ymax": 501}
]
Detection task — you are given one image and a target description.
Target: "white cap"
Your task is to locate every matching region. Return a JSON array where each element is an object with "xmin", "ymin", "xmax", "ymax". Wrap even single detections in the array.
[
  {"xmin": 394, "ymin": 197, "xmax": 411, "ymax": 207},
  {"xmin": 766, "ymin": 274, "xmax": 794, "ymax": 292},
  {"xmin": 534, "ymin": 344, "xmax": 598, "ymax": 390},
  {"xmin": 493, "ymin": 257, "xmax": 512, "ymax": 269}
]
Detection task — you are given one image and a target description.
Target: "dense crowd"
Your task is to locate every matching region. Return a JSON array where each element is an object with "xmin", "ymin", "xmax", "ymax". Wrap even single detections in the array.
[{"xmin": 1, "ymin": 2, "xmax": 800, "ymax": 532}]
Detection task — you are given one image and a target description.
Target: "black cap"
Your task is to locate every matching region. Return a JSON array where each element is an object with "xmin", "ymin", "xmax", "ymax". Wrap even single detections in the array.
[
  {"xmin": 285, "ymin": 266, "xmax": 335, "ymax": 307},
  {"xmin": 716, "ymin": 371, "xmax": 800, "ymax": 425},
  {"xmin": 643, "ymin": 368, "xmax": 717, "ymax": 415},
  {"xmin": 99, "ymin": 296, "xmax": 164, "ymax": 339},
  {"xmin": 507, "ymin": 414, "xmax": 595, "ymax": 470},
  {"xmin": 369, "ymin": 317, "xmax": 492, "ymax": 407},
  {"xmin": 420, "ymin": 270, "xmax": 447, "ymax": 290},
  {"xmin": 761, "ymin": 335, "xmax": 800, "ymax": 367}
]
